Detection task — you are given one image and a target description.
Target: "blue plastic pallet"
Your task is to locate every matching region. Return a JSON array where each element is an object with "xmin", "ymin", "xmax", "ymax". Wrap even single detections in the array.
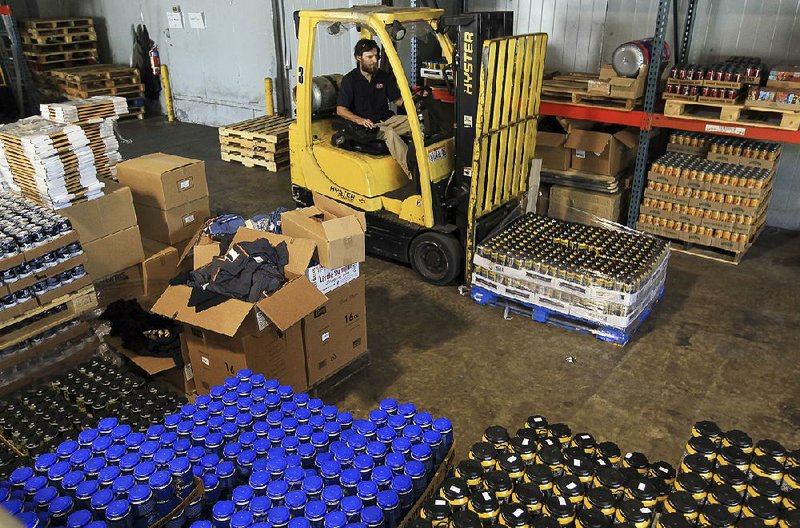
[{"xmin": 470, "ymin": 285, "xmax": 663, "ymax": 345}]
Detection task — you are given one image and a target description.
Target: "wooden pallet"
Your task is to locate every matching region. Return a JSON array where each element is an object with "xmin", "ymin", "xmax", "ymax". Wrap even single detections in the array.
[
  {"xmin": 28, "ymin": 58, "xmax": 97, "ymax": 72},
  {"xmin": 541, "ymin": 78, "xmax": 639, "ymax": 110},
  {"xmin": 63, "ymin": 84, "xmax": 144, "ymax": 98},
  {"xmin": 663, "ymin": 100, "xmax": 800, "ymax": 131},
  {"xmin": 50, "ymin": 64, "xmax": 140, "ymax": 84},
  {"xmin": 20, "ymin": 17, "xmax": 94, "ymax": 30},
  {"xmin": 24, "ymin": 49, "xmax": 99, "ymax": 64},
  {"xmin": 220, "ymin": 151, "xmax": 287, "ymax": 172},
  {"xmin": 22, "ymin": 41, "xmax": 96, "ymax": 54},
  {"xmin": 119, "ymin": 107, "xmax": 146, "ymax": 121},
  {"xmin": 218, "ymin": 115, "xmax": 295, "ymax": 143},
  {"xmin": 641, "ymin": 223, "xmax": 764, "ymax": 265},
  {"xmin": 20, "ymin": 30, "xmax": 96, "ymax": 46},
  {"xmin": 219, "ymin": 135, "xmax": 286, "ymax": 153},
  {"xmin": 221, "ymin": 143, "xmax": 289, "ymax": 161}
]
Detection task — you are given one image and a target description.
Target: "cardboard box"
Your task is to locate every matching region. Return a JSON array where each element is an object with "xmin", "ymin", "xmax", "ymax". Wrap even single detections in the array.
[
  {"xmin": 589, "ymin": 64, "xmax": 648, "ymax": 99},
  {"xmin": 60, "ymin": 182, "xmax": 138, "ymax": 243},
  {"xmin": 117, "ymin": 153, "xmax": 209, "ymax": 210},
  {"xmin": 565, "ymin": 128, "xmax": 638, "ymax": 175},
  {"xmin": 302, "ymin": 276, "xmax": 367, "ymax": 386},
  {"xmin": 306, "ymin": 263, "xmax": 360, "ymax": 294},
  {"xmin": 281, "ymin": 193, "xmax": 366, "ymax": 269},
  {"xmin": 140, "ymin": 239, "xmax": 180, "ymax": 299},
  {"xmin": 535, "ymin": 131, "xmax": 570, "ymax": 170},
  {"xmin": 152, "ymin": 228, "xmax": 329, "ymax": 392},
  {"xmin": 82, "ymin": 225, "xmax": 145, "ymax": 280},
  {"xmin": 548, "ymin": 186, "xmax": 624, "ymax": 224},
  {"xmin": 94, "ymin": 265, "xmax": 144, "ymax": 307},
  {"xmin": 134, "ymin": 197, "xmax": 210, "ymax": 245}
]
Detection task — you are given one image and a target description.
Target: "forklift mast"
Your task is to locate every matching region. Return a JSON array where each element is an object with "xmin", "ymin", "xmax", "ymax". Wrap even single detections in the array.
[{"xmin": 448, "ymin": 12, "xmax": 514, "ymax": 191}]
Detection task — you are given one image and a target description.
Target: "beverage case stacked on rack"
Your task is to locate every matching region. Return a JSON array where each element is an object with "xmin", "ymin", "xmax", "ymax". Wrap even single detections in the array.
[
  {"xmin": 637, "ymin": 133, "xmax": 780, "ymax": 253},
  {"xmin": 471, "ymin": 214, "xmax": 669, "ymax": 330},
  {"xmin": 664, "ymin": 57, "xmax": 765, "ymax": 103},
  {"xmin": 408, "ymin": 415, "xmax": 680, "ymax": 528},
  {"xmin": 0, "ymin": 369, "xmax": 455, "ymax": 528}
]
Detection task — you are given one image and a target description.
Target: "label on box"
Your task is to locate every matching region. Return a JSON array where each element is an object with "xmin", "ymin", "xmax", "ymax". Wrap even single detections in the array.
[
  {"xmin": 182, "ymin": 213, "xmax": 195, "ymax": 225},
  {"xmin": 705, "ymin": 124, "xmax": 746, "ymax": 136},
  {"xmin": 184, "ymin": 363, "xmax": 194, "ymax": 381},
  {"xmin": 256, "ymin": 311, "xmax": 269, "ymax": 331},
  {"xmin": 178, "ymin": 178, "xmax": 192, "ymax": 191},
  {"xmin": 576, "ymin": 149, "xmax": 586, "ymax": 159},
  {"xmin": 201, "ymin": 356, "xmax": 210, "ymax": 367},
  {"xmin": 321, "ymin": 331, "xmax": 330, "ymax": 342},
  {"xmin": 306, "ymin": 263, "xmax": 360, "ymax": 294}
]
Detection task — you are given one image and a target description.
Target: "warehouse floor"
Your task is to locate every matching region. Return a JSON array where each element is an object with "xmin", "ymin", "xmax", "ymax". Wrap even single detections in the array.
[{"xmin": 119, "ymin": 118, "xmax": 800, "ymax": 464}]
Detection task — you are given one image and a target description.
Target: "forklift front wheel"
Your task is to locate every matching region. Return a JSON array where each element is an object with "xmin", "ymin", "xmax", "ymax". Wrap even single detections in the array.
[{"xmin": 409, "ymin": 231, "xmax": 464, "ymax": 286}]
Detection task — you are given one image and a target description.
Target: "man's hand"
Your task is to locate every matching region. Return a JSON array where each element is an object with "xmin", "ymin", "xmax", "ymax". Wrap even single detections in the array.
[{"xmin": 356, "ymin": 117, "xmax": 376, "ymax": 129}]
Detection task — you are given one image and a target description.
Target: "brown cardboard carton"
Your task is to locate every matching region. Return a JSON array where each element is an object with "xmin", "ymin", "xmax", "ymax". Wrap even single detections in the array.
[
  {"xmin": 281, "ymin": 193, "xmax": 366, "ymax": 269},
  {"xmin": 134, "ymin": 196, "xmax": 210, "ymax": 245},
  {"xmin": 565, "ymin": 129, "xmax": 639, "ymax": 175},
  {"xmin": 141, "ymin": 238, "xmax": 180, "ymax": 299},
  {"xmin": 152, "ymin": 228, "xmax": 327, "ymax": 338},
  {"xmin": 302, "ymin": 276, "xmax": 367, "ymax": 386},
  {"xmin": 548, "ymin": 186, "xmax": 624, "ymax": 224},
  {"xmin": 82, "ymin": 225, "xmax": 145, "ymax": 280},
  {"xmin": 535, "ymin": 131, "xmax": 570, "ymax": 170},
  {"xmin": 60, "ymin": 181, "xmax": 137, "ymax": 243},
  {"xmin": 116, "ymin": 153, "xmax": 209, "ymax": 210},
  {"xmin": 94, "ymin": 265, "xmax": 144, "ymax": 307}
]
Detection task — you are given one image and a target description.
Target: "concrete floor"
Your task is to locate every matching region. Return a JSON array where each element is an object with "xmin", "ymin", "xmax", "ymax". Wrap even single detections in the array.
[{"xmin": 120, "ymin": 118, "xmax": 800, "ymax": 467}]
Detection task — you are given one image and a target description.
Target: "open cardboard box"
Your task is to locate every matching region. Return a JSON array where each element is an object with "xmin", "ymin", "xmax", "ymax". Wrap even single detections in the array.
[
  {"xmin": 152, "ymin": 228, "xmax": 328, "ymax": 392},
  {"xmin": 281, "ymin": 192, "xmax": 366, "ymax": 269},
  {"xmin": 564, "ymin": 124, "xmax": 639, "ymax": 176}
]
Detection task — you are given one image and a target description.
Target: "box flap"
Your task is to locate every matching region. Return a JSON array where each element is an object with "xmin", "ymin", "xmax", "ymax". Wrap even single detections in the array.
[
  {"xmin": 614, "ymin": 129, "xmax": 640, "ymax": 149},
  {"xmin": 256, "ymin": 277, "xmax": 328, "ymax": 332},
  {"xmin": 598, "ymin": 64, "xmax": 616, "ymax": 81},
  {"xmin": 118, "ymin": 152, "xmax": 201, "ymax": 174},
  {"xmin": 560, "ymin": 118, "xmax": 596, "ymax": 132},
  {"xmin": 320, "ymin": 215, "xmax": 364, "ymax": 241},
  {"xmin": 536, "ymin": 131, "xmax": 567, "ymax": 148},
  {"xmin": 312, "ymin": 192, "xmax": 367, "ymax": 232},
  {"xmin": 231, "ymin": 228, "xmax": 316, "ymax": 277},
  {"xmin": 194, "ymin": 243, "xmax": 222, "ymax": 269},
  {"xmin": 565, "ymin": 130, "xmax": 611, "ymax": 153},
  {"xmin": 151, "ymin": 284, "xmax": 254, "ymax": 337}
]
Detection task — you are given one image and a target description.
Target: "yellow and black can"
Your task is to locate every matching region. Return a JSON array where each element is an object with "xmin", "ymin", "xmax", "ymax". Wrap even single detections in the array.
[
  {"xmin": 623, "ymin": 452, "xmax": 650, "ymax": 475},
  {"xmin": 657, "ymin": 512, "xmax": 693, "ymax": 528},
  {"xmin": 699, "ymin": 504, "xmax": 737, "ymax": 528},
  {"xmin": 565, "ymin": 455, "xmax": 594, "ymax": 485},
  {"xmin": 742, "ymin": 496, "xmax": 780, "ymax": 526},
  {"xmin": 548, "ymin": 424, "xmax": 572, "ymax": 447},
  {"xmin": 498, "ymin": 452, "xmax": 526, "ymax": 483},
  {"xmin": 575, "ymin": 508, "xmax": 611, "ymax": 528},
  {"xmin": 680, "ymin": 454, "xmax": 714, "ymax": 481},
  {"xmin": 754, "ymin": 439, "xmax": 787, "ymax": 464},
  {"xmin": 706, "ymin": 484, "xmax": 743, "ymax": 517},
  {"xmin": 571, "ymin": 433, "xmax": 597, "ymax": 457},
  {"xmin": 597, "ymin": 442, "xmax": 622, "ymax": 467},
  {"xmin": 484, "ymin": 426, "xmax": 511, "ymax": 454},
  {"xmin": 524, "ymin": 464, "xmax": 554, "ymax": 496},
  {"xmin": 421, "ymin": 497, "xmax": 452, "ymax": 527},
  {"xmin": 722, "ymin": 430, "xmax": 754, "ymax": 455},
  {"xmin": 664, "ymin": 491, "xmax": 700, "ymax": 523},
  {"xmin": 750, "ymin": 455, "xmax": 784, "ymax": 484},
  {"xmin": 450, "ymin": 509, "xmax": 482, "ymax": 528},
  {"xmin": 499, "ymin": 502, "xmax": 531, "ymax": 528},
  {"xmin": 440, "ymin": 477, "xmax": 470, "ymax": 511},
  {"xmin": 746, "ymin": 477, "xmax": 783, "ymax": 505},
  {"xmin": 686, "ymin": 436, "xmax": 718, "ymax": 462},
  {"xmin": 583, "ymin": 487, "xmax": 617, "ymax": 517},
  {"xmin": 778, "ymin": 510, "xmax": 800, "ymax": 528},
  {"xmin": 554, "ymin": 474, "xmax": 585, "ymax": 505},
  {"xmin": 512, "ymin": 482, "xmax": 543, "ymax": 516},
  {"xmin": 536, "ymin": 445, "xmax": 564, "ymax": 477},
  {"xmin": 614, "ymin": 499, "xmax": 653, "ymax": 528},
  {"xmin": 674, "ymin": 471, "xmax": 709, "ymax": 503},
  {"xmin": 509, "ymin": 436, "xmax": 537, "ymax": 466},
  {"xmin": 486, "ymin": 471, "xmax": 514, "ymax": 504},
  {"xmin": 455, "ymin": 460, "xmax": 485, "ymax": 492},
  {"xmin": 782, "ymin": 489, "xmax": 800, "ymax": 512},
  {"xmin": 692, "ymin": 421, "xmax": 722, "ymax": 444},
  {"xmin": 717, "ymin": 446, "xmax": 751, "ymax": 473},
  {"xmin": 470, "ymin": 442, "xmax": 499, "ymax": 474},
  {"xmin": 783, "ymin": 467, "xmax": 800, "ymax": 493},
  {"xmin": 625, "ymin": 477, "xmax": 659, "ymax": 509},
  {"xmin": 468, "ymin": 491, "xmax": 500, "ymax": 526},
  {"xmin": 526, "ymin": 416, "xmax": 549, "ymax": 438},
  {"xmin": 593, "ymin": 467, "xmax": 625, "ymax": 499},
  {"xmin": 713, "ymin": 465, "xmax": 747, "ymax": 494},
  {"xmin": 544, "ymin": 495, "xmax": 575, "ymax": 526},
  {"xmin": 649, "ymin": 461, "xmax": 677, "ymax": 487}
]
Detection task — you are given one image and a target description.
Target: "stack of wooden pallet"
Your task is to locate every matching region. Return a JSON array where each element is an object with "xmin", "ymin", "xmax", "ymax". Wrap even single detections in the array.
[
  {"xmin": 49, "ymin": 65, "xmax": 146, "ymax": 120},
  {"xmin": 541, "ymin": 66, "xmax": 646, "ymax": 111},
  {"xmin": 19, "ymin": 17, "xmax": 98, "ymax": 74},
  {"xmin": 218, "ymin": 115, "xmax": 294, "ymax": 172},
  {"xmin": 0, "ymin": 117, "xmax": 105, "ymax": 208},
  {"xmin": 41, "ymin": 96, "xmax": 128, "ymax": 179}
]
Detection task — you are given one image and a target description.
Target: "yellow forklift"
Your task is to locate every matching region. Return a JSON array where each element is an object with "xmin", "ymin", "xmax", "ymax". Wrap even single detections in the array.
[{"xmin": 290, "ymin": 6, "xmax": 546, "ymax": 284}]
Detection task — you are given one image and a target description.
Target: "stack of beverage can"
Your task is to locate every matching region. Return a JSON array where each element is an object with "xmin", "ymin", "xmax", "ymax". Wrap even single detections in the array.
[
  {"xmin": 409, "ymin": 415, "xmax": 677, "ymax": 528},
  {"xmin": 0, "ymin": 369, "xmax": 454, "ymax": 528}
]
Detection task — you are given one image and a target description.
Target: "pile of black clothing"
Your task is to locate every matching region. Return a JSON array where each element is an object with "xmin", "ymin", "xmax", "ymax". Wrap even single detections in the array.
[
  {"xmin": 100, "ymin": 299, "xmax": 182, "ymax": 365},
  {"xmin": 172, "ymin": 238, "xmax": 289, "ymax": 312}
]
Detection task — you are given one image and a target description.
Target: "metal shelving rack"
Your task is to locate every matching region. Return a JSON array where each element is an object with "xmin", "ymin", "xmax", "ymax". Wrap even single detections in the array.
[{"xmin": 538, "ymin": 0, "xmax": 800, "ymax": 229}]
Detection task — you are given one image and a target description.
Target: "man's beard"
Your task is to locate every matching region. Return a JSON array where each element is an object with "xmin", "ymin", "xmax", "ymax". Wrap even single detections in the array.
[{"xmin": 360, "ymin": 62, "xmax": 379, "ymax": 74}]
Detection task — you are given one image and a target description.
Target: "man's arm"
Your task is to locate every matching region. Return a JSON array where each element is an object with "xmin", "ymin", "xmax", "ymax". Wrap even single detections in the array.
[{"xmin": 336, "ymin": 106, "xmax": 376, "ymax": 129}]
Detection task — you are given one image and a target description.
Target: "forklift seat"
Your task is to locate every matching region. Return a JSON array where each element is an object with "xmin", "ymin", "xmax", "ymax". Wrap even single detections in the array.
[{"xmin": 331, "ymin": 117, "xmax": 390, "ymax": 156}]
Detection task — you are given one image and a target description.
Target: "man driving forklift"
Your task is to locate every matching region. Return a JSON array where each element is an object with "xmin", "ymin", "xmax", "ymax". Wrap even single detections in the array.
[{"xmin": 336, "ymin": 38, "xmax": 413, "ymax": 178}]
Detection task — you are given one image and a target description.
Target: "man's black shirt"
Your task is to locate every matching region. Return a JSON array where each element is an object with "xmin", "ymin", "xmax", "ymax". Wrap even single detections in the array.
[{"xmin": 336, "ymin": 67, "xmax": 401, "ymax": 123}]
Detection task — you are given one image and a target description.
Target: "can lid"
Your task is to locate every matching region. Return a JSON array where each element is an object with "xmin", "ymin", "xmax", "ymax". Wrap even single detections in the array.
[
  {"xmin": 306, "ymin": 499, "xmax": 327, "ymax": 520},
  {"xmin": 213, "ymin": 500, "xmax": 236, "ymax": 520},
  {"xmin": 97, "ymin": 417, "xmax": 118, "ymax": 433},
  {"xmin": 49, "ymin": 494, "xmax": 74, "ymax": 514},
  {"xmin": 128, "ymin": 484, "xmax": 151, "ymax": 503},
  {"xmin": 250, "ymin": 495, "xmax": 272, "ymax": 514},
  {"xmin": 217, "ymin": 461, "xmax": 235, "ymax": 477},
  {"xmin": 302, "ymin": 475, "xmax": 324, "ymax": 493},
  {"xmin": 57, "ymin": 440, "xmax": 79, "ymax": 457},
  {"xmin": 576, "ymin": 507, "xmax": 608, "ymax": 528},
  {"xmin": 392, "ymin": 437, "xmax": 412, "ymax": 454},
  {"xmin": 230, "ymin": 510, "xmax": 254, "ymax": 528},
  {"xmin": 149, "ymin": 470, "xmax": 172, "ymax": 488},
  {"xmin": 361, "ymin": 505, "xmax": 384, "ymax": 525},
  {"xmin": 63, "ymin": 471, "xmax": 85, "ymax": 489},
  {"xmin": 112, "ymin": 475, "xmax": 135, "ymax": 494},
  {"xmin": 18, "ymin": 510, "xmax": 40, "ymax": 528},
  {"xmin": 405, "ymin": 460, "xmax": 426, "ymax": 478},
  {"xmin": 322, "ymin": 484, "xmax": 344, "ymax": 503},
  {"xmin": 411, "ymin": 443, "xmax": 432, "ymax": 460},
  {"xmin": 377, "ymin": 489, "xmax": 400, "ymax": 509},
  {"xmin": 298, "ymin": 443, "xmax": 316, "ymax": 459},
  {"xmin": 321, "ymin": 460, "xmax": 343, "ymax": 477},
  {"xmin": 2, "ymin": 499, "xmax": 23, "ymax": 515},
  {"xmin": 268, "ymin": 479, "xmax": 290, "ymax": 498},
  {"xmin": 33, "ymin": 486, "xmax": 58, "ymax": 506},
  {"xmin": 268, "ymin": 505, "xmax": 291, "ymax": 524},
  {"xmin": 90, "ymin": 488, "xmax": 114, "ymax": 509},
  {"xmin": 147, "ymin": 424, "xmax": 166, "ymax": 439},
  {"xmin": 372, "ymin": 466, "xmax": 393, "ymax": 484},
  {"xmin": 34, "ymin": 452, "xmax": 58, "ymax": 471},
  {"xmin": 202, "ymin": 473, "xmax": 219, "ymax": 489},
  {"xmin": 391, "ymin": 474, "xmax": 412, "ymax": 492},
  {"xmin": 233, "ymin": 485, "xmax": 255, "ymax": 503},
  {"xmin": 325, "ymin": 511, "xmax": 347, "ymax": 528},
  {"xmin": 289, "ymin": 518, "xmax": 311, "ymax": 528},
  {"xmin": 191, "ymin": 521, "xmax": 213, "ymax": 528},
  {"xmin": 397, "ymin": 403, "xmax": 417, "ymax": 417},
  {"xmin": 169, "ymin": 456, "xmax": 191, "ymax": 474},
  {"xmin": 357, "ymin": 480, "xmax": 379, "ymax": 498},
  {"xmin": 341, "ymin": 495, "xmax": 363, "ymax": 513},
  {"xmin": 286, "ymin": 489, "xmax": 307, "ymax": 508}
]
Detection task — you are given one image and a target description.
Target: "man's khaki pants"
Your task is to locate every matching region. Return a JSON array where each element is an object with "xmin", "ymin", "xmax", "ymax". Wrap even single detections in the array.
[{"xmin": 377, "ymin": 115, "xmax": 412, "ymax": 178}]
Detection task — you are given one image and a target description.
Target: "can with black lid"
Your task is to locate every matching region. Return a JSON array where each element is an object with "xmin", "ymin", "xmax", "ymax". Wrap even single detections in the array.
[
  {"xmin": 622, "ymin": 453, "xmax": 649, "ymax": 475},
  {"xmin": 571, "ymin": 434, "xmax": 597, "ymax": 457},
  {"xmin": 614, "ymin": 499, "xmax": 653, "ymax": 528},
  {"xmin": 576, "ymin": 507, "xmax": 611, "ymax": 528},
  {"xmin": 421, "ymin": 497, "xmax": 451, "ymax": 527},
  {"xmin": 784, "ymin": 467, "xmax": 800, "ymax": 493},
  {"xmin": 524, "ymin": 464, "xmax": 554, "ymax": 495},
  {"xmin": 484, "ymin": 427, "xmax": 511, "ymax": 453},
  {"xmin": 509, "ymin": 437, "xmax": 537, "ymax": 466},
  {"xmin": 742, "ymin": 496, "xmax": 779, "ymax": 526},
  {"xmin": 658, "ymin": 512, "xmax": 693, "ymax": 528},
  {"xmin": 665, "ymin": 491, "xmax": 699, "ymax": 522},
  {"xmin": 597, "ymin": 442, "xmax": 622, "ymax": 467},
  {"xmin": 526, "ymin": 416, "xmax": 549, "ymax": 438},
  {"xmin": 536, "ymin": 446, "xmax": 564, "ymax": 477},
  {"xmin": 544, "ymin": 495, "xmax": 575, "ymax": 526},
  {"xmin": 739, "ymin": 519, "xmax": 768, "ymax": 528},
  {"xmin": 686, "ymin": 436, "xmax": 717, "ymax": 461},
  {"xmin": 713, "ymin": 465, "xmax": 747, "ymax": 494},
  {"xmin": 451, "ymin": 510, "xmax": 482, "ymax": 528},
  {"xmin": 707, "ymin": 484, "xmax": 742, "ymax": 516},
  {"xmin": 700, "ymin": 504, "xmax": 737, "ymax": 528},
  {"xmin": 750, "ymin": 455, "xmax": 784, "ymax": 483},
  {"xmin": 498, "ymin": 453, "xmax": 526, "ymax": 483},
  {"xmin": 624, "ymin": 478, "xmax": 658, "ymax": 508},
  {"xmin": 499, "ymin": 502, "xmax": 531, "ymax": 528},
  {"xmin": 723, "ymin": 430, "xmax": 754, "ymax": 454},
  {"xmin": 534, "ymin": 516, "xmax": 561, "ymax": 528},
  {"xmin": 469, "ymin": 490, "xmax": 500, "ymax": 526},
  {"xmin": 441, "ymin": 478, "xmax": 470, "ymax": 511},
  {"xmin": 674, "ymin": 472, "xmax": 708, "ymax": 502},
  {"xmin": 471, "ymin": 443, "xmax": 499, "ymax": 473},
  {"xmin": 486, "ymin": 471, "xmax": 514, "ymax": 504},
  {"xmin": 779, "ymin": 510, "xmax": 800, "ymax": 528},
  {"xmin": 554, "ymin": 475, "xmax": 584, "ymax": 505},
  {"xmin": 717, "ymin": 447, "xmax": 751, "ymax": 473},
  {"xmin": 512, "ymin": 483, "xmax": 543, "ymax": 516},
  {"xmin": 754, "ymin": 440, "xmax": 787, "ymax": 463},
  {"xmin": 692, "ymin": 422, "xmax": 722, "ymax": 444},
  {"xmin": 782, "ymin": 488, "xmax": 800, "ymax": 511},
  {"xmin": 746, "ymin": 477, "xmax": 782, "ymax": 505},
  {"xmin": 548, "ymin": 424, "xmax": 572, "ymax": 447},
  {"xmin": 584, "ymin": 487, "xmax": 616, "ymax": 517},
  {"xmin": 680, "ymin": 454, "xmax": 713, "ymax": 480},
  {"xmin": 648, "ymin": 462, "xmax": 676, "ymax": 487},
  {"xmin": 593, "ymin": 467, "xmax": 625, "ymax": 499},
  {"xmin": 788, "ymin": 450, "xmax": 800, "ymax": 468},
  {"xmin": 456, "ymin": 460, "xmax": 485, "ymax": 492},
  {"xmin": 565, "ymin": 455, "xmax": 593, "ymax": 485}
]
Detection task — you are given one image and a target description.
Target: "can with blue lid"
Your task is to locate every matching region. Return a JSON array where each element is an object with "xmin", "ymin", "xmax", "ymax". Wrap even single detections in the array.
[
  {"xmin": 129, "ymin": 484, "xmax": 156, "ymax": 527},
  {"xmin": 323, "ymin": 484, "xmax": 344, "ymax": 511},
  {"xmin": 268, "ymin": 505, "xmax": 291, "ymax": 528},
  {"xmin": 357, "ymin": 480, "xmax": 379, "ymax": 507},
  {"xmin": 391, "ymin": 475, "xmax": 414, "ymax": 513},
  {"xmin": 50, "ymin": 494, "xmax": 75, "ymax": 526},
  {"xmin": 250, "ymin": 495, "xmax": 272, "ymax": 522},
  {"xmin": 362, "ymin": 505, "xmax": 385, "ymax": 528},
  {"xmin": 378, "ymin": 489, "xmax": 401, "ymax": 528},
  {"xmin": 325, "ymin": 511, "xmax": 347, "ymax": 528}
]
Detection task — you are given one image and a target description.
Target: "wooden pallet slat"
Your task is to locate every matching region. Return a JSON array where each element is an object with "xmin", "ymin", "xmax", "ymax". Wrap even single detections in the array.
[{"xmin": 663, "ymin": 100, "xmax": 800, "ymax": 131}]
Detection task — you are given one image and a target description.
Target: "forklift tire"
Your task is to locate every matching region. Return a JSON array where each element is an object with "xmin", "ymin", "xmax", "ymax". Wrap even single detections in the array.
[{"xmin": 409, "ymin": 231, "xmax": 464, "ymax": 286}]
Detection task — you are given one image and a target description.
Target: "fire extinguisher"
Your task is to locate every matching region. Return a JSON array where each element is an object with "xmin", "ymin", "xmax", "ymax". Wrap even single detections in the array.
[{"xmin": 149, "ymin": 45, "xmax": 161, "ymax": 76}]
